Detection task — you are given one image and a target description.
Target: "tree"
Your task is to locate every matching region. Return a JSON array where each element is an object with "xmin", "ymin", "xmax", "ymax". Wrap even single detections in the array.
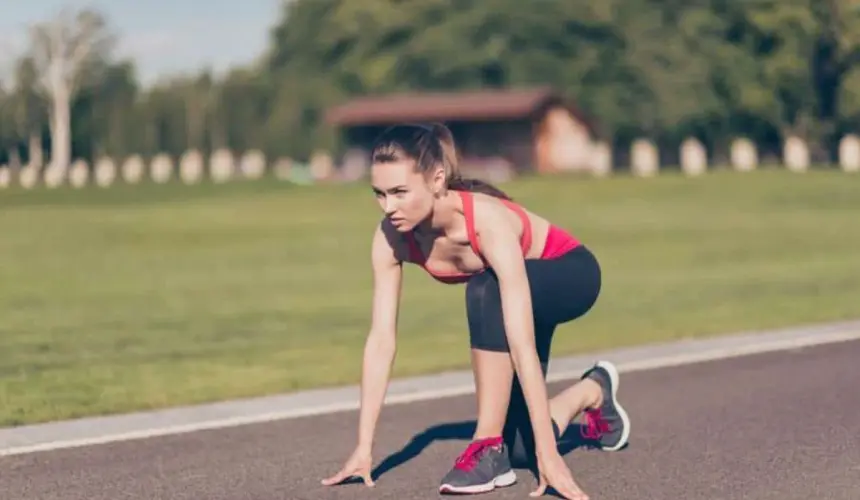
[
  {"xmin": 717, "ymin": 0, "xmax": 860, "ymax": 154},
  {"xmin": 0, "ymin": 87, "xmax": 12, "ymax": 165},
  {"xmin": 73, "ymin": 60, "xmax": 140, "ymax": 159},
  {"xmin": 10, "ymin": 57, "xmax": 48, "ymax": 167},
  {"xmin": 28, "ymin": 7, "xmax": 114, "ymax": 170}
]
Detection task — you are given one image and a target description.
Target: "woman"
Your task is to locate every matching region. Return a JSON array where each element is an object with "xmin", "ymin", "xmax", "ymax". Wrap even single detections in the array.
[{"xmin": 321, "ymin": 123, "xmax": 630, "ymax": 499}]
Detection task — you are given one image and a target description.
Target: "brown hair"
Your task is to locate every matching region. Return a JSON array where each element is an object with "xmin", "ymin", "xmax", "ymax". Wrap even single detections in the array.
[{"xmin": 370, "ymin": 122, "xmax": 512, "ymax": 200}]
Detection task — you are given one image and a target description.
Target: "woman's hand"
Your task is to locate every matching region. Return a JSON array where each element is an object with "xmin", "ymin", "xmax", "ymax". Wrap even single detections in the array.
[
  {"xmin": 530, "ymin": 449, "xmax": 589, "ymax": 499},
  {"xmin": 321, "ymin": 445, "xmax": 375, "ymax": 487}
]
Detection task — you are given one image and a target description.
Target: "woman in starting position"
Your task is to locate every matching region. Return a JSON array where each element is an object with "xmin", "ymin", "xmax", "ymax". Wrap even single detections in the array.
[{"xmin": 321, "ymin": 123, "xmax": 630, "ymax": 499}]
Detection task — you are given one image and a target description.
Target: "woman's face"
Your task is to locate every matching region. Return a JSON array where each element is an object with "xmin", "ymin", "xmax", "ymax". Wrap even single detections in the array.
[{"xmin": 370, "ymin": 159, "xmax": 440, "ymax": 232}]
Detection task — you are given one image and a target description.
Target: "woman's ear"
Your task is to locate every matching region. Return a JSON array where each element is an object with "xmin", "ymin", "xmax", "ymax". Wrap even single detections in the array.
[{"xmin": 430, "ymin": 165, "xmax": 447, "ymax": 196}]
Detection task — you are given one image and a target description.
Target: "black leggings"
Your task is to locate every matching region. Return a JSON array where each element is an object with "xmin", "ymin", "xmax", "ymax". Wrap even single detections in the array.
[{"xmin": 464, "ymin": 245, "xmax": 602, "ymax": 467}]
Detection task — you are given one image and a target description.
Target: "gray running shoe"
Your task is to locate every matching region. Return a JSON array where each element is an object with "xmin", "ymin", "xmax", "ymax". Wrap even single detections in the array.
[
  {"xmin": 439, "ymin": 436, "xmax": 517, "ymax": 494},
  {"xmin": 580, "ymin": 360, "xmax": 631, "ymax": 451}
]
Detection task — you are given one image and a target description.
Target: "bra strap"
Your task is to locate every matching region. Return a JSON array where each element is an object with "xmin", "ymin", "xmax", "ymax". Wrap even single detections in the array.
[
  {"xmin": 460, "ymin": 191, "xmax": 483, "ymax": 259},
  {"xmin": 459, "ymin": 191, "xmax": 531, "ymax": 258}
]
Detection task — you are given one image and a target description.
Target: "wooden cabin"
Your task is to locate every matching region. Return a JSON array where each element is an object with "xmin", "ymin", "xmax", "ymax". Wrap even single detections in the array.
[{"xmin": 324, "ymin": 87, "xmax": 598, "ymax": 177}]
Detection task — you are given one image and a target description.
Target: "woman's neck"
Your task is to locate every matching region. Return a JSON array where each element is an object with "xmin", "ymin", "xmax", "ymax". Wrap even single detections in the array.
[{"xmin": 415, "ymin": 190, "xmax": 463, "ymax": 236}]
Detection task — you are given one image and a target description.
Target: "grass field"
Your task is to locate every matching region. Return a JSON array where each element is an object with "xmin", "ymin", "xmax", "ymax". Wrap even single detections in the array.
[{"xmin": 0, "ymin": 168, "xmax": 858, "ymax": 427}]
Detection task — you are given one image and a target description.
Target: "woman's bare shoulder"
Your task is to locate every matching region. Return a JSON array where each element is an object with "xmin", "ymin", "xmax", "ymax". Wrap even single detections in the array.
[{"xmin": 470, "ymin": 192, "xmax": 552, "ymax": 242}]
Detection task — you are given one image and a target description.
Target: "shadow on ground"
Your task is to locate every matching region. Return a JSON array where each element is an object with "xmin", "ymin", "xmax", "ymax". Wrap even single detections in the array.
[{"xmin": 370, "ymin": 419, "xmax": 603, "ymax": 482}]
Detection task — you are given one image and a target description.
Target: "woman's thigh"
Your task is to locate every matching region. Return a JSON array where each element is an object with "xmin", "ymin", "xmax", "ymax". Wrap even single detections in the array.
[
  {"xmin": 464, "ymin": 245, "xmax": 601, "ymax": 354},
  {"xmin": 525, "ymin": 245, "xmax": 602, "ymax": 327}
]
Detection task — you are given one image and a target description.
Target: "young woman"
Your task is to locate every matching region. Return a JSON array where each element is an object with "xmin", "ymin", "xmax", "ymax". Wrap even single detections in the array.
[{"xmin": 321, "ymin": 123, "xmax": 630, "ymax": 500}]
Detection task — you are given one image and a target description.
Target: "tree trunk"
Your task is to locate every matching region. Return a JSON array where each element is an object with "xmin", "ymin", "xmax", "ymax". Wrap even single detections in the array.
[
  {"xmin": 8, "ymin": 148, "xmax": 22, "ymax": 170},
  {"xmin": 29, "ymin": 132, "xmax": 43, "ymax": 168},
  {"xmin": 51, "ymin": 86, "xmax": 72, "ymax": 170}
]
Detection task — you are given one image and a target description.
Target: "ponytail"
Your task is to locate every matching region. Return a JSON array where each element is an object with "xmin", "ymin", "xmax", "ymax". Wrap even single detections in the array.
[
  {"xmin": 429, "ymin": 123, "xmax": 512, "ymax": 201},
  {"xmin": 447, "ymin": 176, "xmax": 513, "ymax": 200}
]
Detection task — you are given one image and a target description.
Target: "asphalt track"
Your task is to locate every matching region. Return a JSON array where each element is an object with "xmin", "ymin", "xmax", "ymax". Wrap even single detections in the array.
[{"xmin": 3, "ymin": 339, "xmax": 860, "ymax": 500}]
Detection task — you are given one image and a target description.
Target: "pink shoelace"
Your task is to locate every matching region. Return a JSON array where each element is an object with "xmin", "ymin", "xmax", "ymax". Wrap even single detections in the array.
[
  {"xmin": 580, "ymin": 407, "xmax": 612, "ymax": 440},
  {"xmin": 453, "ymin": 436, "xmax": 503, "ymax": 471}
]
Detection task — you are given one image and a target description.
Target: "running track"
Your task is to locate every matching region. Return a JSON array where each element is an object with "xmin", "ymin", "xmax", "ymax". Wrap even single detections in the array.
[{"xmin": 3, "ymin": 340, "xmax": 860, "ymax": 500}]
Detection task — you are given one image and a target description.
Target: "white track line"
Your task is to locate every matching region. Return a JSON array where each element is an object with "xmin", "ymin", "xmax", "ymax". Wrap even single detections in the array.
[{"xmin": 2, "ymin": 320, "xmax": 859, "ymax": 457}]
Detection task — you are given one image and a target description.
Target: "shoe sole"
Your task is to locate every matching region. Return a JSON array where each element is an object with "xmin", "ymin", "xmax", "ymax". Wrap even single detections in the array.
[
  {"xmin": 439, "ymin": 470, "xmax": 517, "ymax": 494},
  {"xmin": 596, "ymin": 360, "xmax": 631, "ymax": 452}
]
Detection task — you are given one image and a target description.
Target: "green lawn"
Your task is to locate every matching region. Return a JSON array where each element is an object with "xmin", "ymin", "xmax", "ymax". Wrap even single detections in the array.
[{"xmin": 1, "ymin": 168, "xmax": 858, "ymax": 427}]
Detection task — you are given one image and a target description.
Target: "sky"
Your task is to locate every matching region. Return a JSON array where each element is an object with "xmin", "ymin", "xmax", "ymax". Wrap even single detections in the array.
[{"xmin": 0, "ymin": 0, "xmax": 282, "ymax": 87}]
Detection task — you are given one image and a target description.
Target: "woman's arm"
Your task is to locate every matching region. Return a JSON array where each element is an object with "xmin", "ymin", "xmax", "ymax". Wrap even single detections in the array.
[
  {"xmin": 356, "ymin": 221, "xmax": 404, "ymax": 452},
  {"xmin": 472, "ymin": 204, "xmax": 558, "ymax": 454}
]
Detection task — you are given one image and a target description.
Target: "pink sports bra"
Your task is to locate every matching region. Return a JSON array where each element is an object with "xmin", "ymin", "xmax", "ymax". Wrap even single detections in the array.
[{"xmin": 403, "ymin": 191, "xmax": 580, "ymax": 284}]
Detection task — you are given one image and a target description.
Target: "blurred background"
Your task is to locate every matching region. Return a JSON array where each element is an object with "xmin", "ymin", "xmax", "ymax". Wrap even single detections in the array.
[
  {"xmin": 1, "ymin": 0, "xmax": 860, "ymax": 182},
  {"xmin": 0, "ymin": 1, "xmax": 858, "ymax": 428}
]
